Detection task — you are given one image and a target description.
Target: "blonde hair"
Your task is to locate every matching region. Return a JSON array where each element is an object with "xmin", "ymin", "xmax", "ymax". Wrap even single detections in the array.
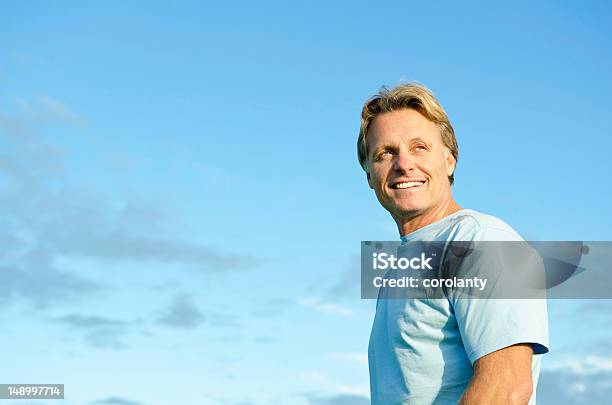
[{"xmin": 357, "ymin": 83, "xmax": 458, "ymax": 184}]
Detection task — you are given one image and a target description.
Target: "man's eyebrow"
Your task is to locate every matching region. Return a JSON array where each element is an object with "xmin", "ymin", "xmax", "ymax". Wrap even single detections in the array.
[
  {"xmin": 407, "ymin": 136, "xmax": 432, "ymax": 145},
  {"xmin": 371, "ymin": 143, "xmax": 399, "ymax": 155},
  {"xmin": 372, "ymin": 137, "xmax": 431, "ymax": 151}
]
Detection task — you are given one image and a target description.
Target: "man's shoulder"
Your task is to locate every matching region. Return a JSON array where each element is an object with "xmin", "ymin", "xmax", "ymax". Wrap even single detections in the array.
[{"xmin": 448, "ymin": 209, "xmax": 523, "ymax": 242}]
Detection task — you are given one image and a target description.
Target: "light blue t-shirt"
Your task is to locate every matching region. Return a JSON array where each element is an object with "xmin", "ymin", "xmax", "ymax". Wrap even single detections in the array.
[{"xmin": 368, "ymin": 209, "xmax": 549, "ymax": 404}]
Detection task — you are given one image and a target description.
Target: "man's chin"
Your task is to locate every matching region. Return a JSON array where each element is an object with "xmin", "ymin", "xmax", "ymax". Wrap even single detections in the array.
[{"xmin": 389, "ymin": 205, "xmax": 425, "ymax": 220}]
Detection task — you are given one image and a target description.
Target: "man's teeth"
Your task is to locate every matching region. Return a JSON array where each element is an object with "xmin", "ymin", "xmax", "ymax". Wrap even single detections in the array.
[{"xmin": 395, "ymin": 181, "xmax": 425, "ymax": 189}]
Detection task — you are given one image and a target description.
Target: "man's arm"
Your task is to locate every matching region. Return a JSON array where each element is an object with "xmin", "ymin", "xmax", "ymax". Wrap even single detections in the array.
[{"xmin": 459, "ymin": 343, "xmax": 534, "ymax": 405}]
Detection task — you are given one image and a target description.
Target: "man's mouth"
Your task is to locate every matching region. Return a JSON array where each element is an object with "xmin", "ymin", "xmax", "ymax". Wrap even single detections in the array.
[{"xmin": 391, "ymin": 180, "xmax": 426, "ymax": 189}]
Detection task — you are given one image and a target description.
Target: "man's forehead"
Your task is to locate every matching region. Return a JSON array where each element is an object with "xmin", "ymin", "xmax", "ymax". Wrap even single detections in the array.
[
  {"xmin": 369, "ymin": 133, "xmax": 436, "ymax": 145},
  {"xmin": 368, "ymin": 124, "xmax": 441, "ymax": 148},
  {"xmin": 369, "ymin": 110, "xmax": 441, "ymax": 144}
]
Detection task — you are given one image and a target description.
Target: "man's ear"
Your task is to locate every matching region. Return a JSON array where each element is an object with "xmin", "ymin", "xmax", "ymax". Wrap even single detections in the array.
[
  {"xmin": 367, "ymin": 171, "xmax": 374, "ymax": 189},
  {"xmin": 445, "ymin": 150, "xmax": 456, "ymax": 178}
]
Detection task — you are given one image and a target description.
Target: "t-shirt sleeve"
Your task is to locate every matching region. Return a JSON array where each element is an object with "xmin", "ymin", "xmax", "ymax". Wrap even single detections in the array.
[
  {"xmin": 451, "ymin": 297, "xmax": 549, "ymax": 365},
  {"xmin": 449, "ymin": 222, "xmax": 550, "ymax": 365}
]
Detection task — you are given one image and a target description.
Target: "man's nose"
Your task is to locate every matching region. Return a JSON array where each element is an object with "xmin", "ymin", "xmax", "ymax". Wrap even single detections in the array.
[{"xmin": 393, "ymin": 152, "xmax": 415, "ymax": 173}]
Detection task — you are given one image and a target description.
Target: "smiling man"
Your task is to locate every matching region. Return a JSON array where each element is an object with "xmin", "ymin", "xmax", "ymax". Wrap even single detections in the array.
[{"xmin": 358, "ymin": 83, "xmax": 549, "ymax": 404}]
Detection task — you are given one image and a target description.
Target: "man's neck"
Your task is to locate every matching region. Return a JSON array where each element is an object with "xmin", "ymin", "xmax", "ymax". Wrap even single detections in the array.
[{"xmin": 396, "ymin": 198, "xmax": 463, "ymax": 237}]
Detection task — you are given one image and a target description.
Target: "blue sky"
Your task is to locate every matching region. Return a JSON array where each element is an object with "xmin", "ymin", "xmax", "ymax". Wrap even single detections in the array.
[{"xmin": 1, "ymin": 1, "xmax": 612, "ymax": 404}]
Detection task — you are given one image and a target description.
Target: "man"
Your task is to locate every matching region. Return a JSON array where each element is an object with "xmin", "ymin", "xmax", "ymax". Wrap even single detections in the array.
[{"xmin": 358, "ymin": 83, "xmax": 549, "ymax": 404}]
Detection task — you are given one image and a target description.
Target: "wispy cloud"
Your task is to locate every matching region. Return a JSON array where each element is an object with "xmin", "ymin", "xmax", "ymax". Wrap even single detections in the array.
[
  {"xmin": 1, "ymin": 99, "xmax": 97, "ymax": 309},
  {"xmin": 297, "ymin": 297, "xmax": 353, "ymax": 316},
  {"xmin": 56, "ymin": 314, "xmax": 127, "ymax": 329},
  {"xmin": 324, "ymin": 352, "xmax": 368, "ymax": 366},
  {"xmin": 36, "ymin": 95, "xmax": 86, "ymax": 126},
  {"xmin": 546, "ymin": 354, "xmax": 612, "ymax": 375},
  {"xmin": 0, "ymin": 265, "xmax": 103, "ymax": 309},
  {"xmin": 324, "ymin": 255, "xmax": 361, "ymax": 302},
  {"xmin": 0, "ymin": 96, "xmax": 259, "ymax": 310},
  {"xmin": 250, "ymin": 297, "xmax": 294, "ymax": 318},
  {"xmin": 90, "ymin": 397, "xmax": 146, "ymax": 405},
  {"xmin": 14, "ymin": 94, "xmax": 86, "ymax": 127},
  {"xmin": 0, "ymin": 111, "xmax": 33, "ymax": 138},
  {"xmin": 156, "ymin": 294, "xmax": 206, "ymax": 329},
  {"xmin": 535, "ymin": 354, "xmax": 612, "ymax": 404},
  {"xmin": 306, "ymin": 394, "xmax": 370, "ymax": 405},
  {"xmin": 54, "ymin": 233, "xmax": 258, "ymax": 270},
  {"xmin": 298, "ymin": 370, "xmax": 370, "ymax": 399},
  {"xmin": 53, "ymin": 314, "xmax": 135, "ymax": 349}
]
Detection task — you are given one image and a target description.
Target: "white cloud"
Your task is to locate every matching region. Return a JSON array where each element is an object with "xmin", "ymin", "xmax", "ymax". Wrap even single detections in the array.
[
  {"xmin": 14, "ymin": 94, "xmax": 86, "ymax": 127},
  {"xmin": 546, "ymin": 355, "xmax": 612, "ymax": 375},
  {"xmin": 325, "ymin": 352, "xmax": 368, "ymax": 366},
  {"xmin": 0, "ymin": 99, "xmax": 261, "ymax": 312},
  {"xmin": 538, "ymin": 354, "xmax": 612, "ymax": 404},
  {"xmin": 36, "ymin": 94, "xmax": 86, "ymax": 126},
  {"xmin": 298, "ymin": 370, "xmax": 370, "ymax": 398}
]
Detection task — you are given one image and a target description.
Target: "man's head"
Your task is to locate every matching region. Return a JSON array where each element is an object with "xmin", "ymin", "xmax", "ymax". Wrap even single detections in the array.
[{"xmin": 357, "ymin": 83, "xmax": 459, "ymax": 221}]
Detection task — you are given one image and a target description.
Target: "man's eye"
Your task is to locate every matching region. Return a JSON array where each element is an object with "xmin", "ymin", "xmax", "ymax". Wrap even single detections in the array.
[
  {"xmin": 377, "ymin": 151, "xmax": 393, "ymax": 160},
  {"xmin": 415, "ymin": 145, "xmax": 427, "ymax": 151}
]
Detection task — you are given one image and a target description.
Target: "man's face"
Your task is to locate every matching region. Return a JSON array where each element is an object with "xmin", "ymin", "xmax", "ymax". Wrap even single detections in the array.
[{"xmin": 366, "ymin": 109, "xmax": 456, "ymax": 220}]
